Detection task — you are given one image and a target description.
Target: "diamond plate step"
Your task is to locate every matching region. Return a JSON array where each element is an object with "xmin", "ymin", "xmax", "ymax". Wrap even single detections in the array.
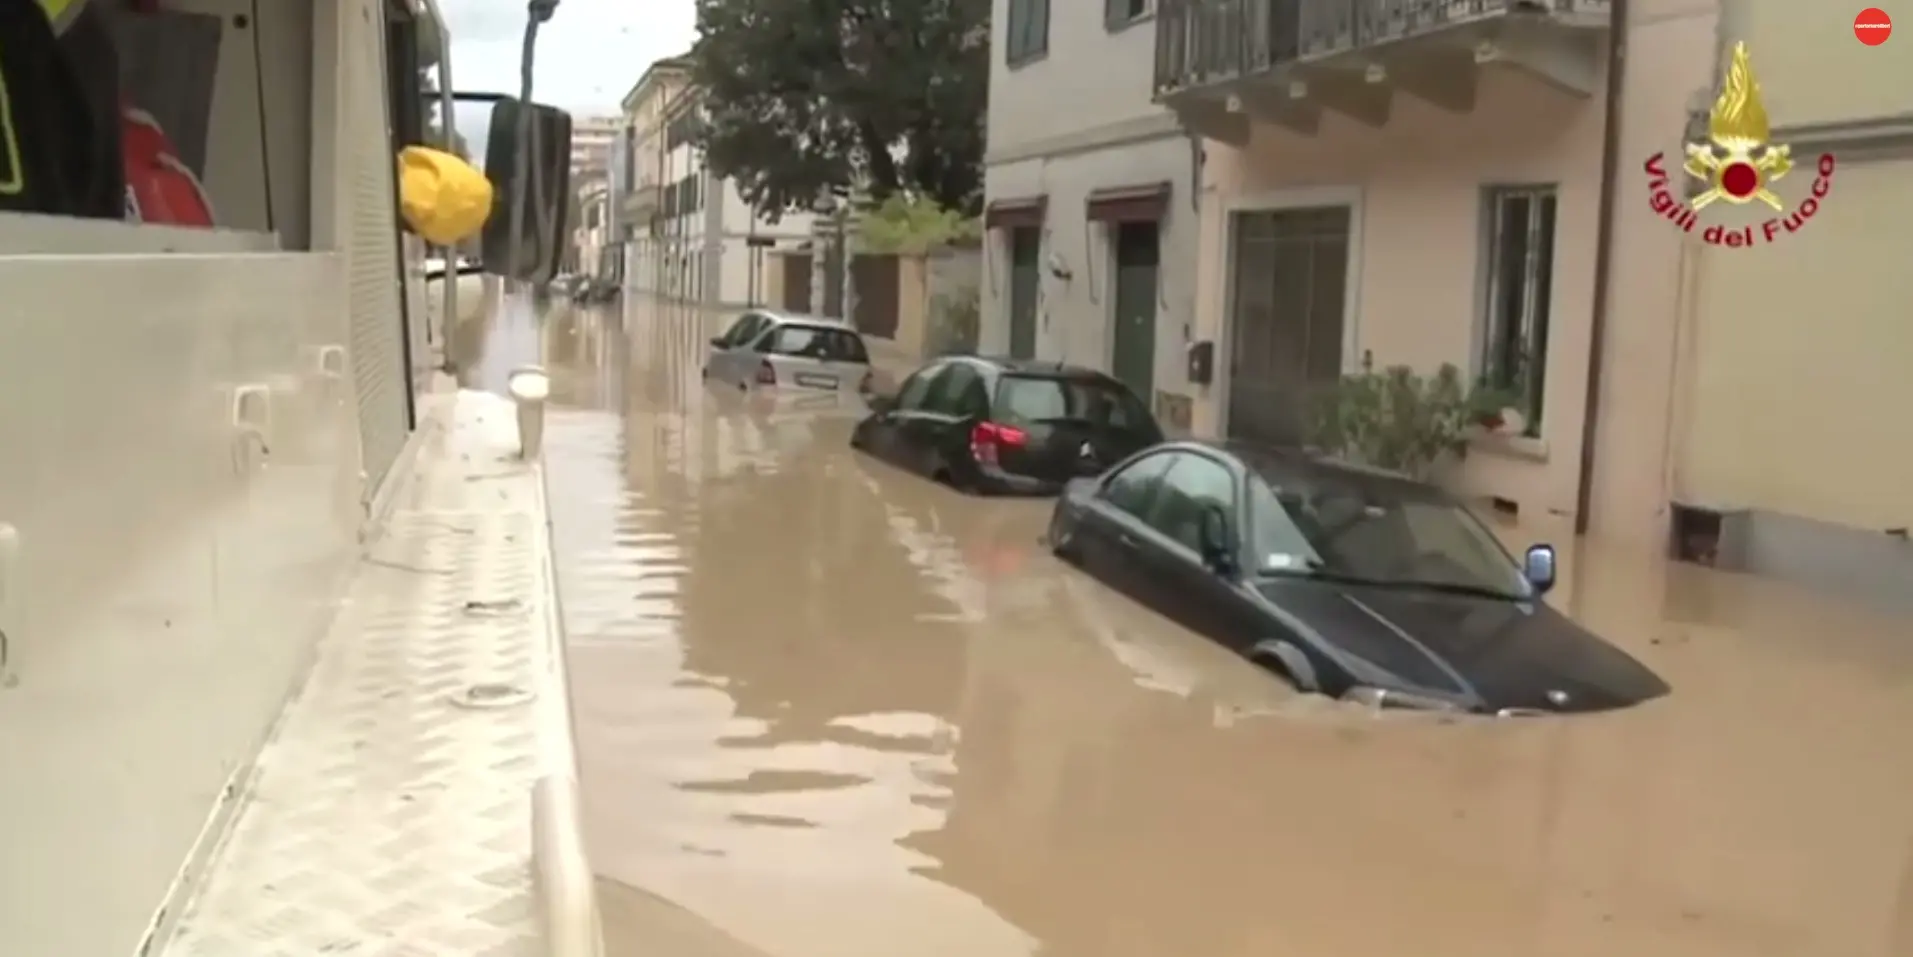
[{"xmin": 160, "ymin": 391, "xmax": 569, "ymax": 957}]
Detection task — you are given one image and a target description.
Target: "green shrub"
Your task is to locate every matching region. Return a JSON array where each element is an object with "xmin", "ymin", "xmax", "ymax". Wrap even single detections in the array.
[{"xmin": 1305, "ymin": 358, "xmax": 1517, "ymax": 481}]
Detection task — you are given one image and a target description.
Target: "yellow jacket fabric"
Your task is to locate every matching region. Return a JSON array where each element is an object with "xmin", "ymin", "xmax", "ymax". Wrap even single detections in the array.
[
  {"xmin": 397, "ymin": 146, "xmax": 494, "ymax": 246},
  {"xmin": 37, "ymin": 0, "xmax": 83, "ymax": 34}
]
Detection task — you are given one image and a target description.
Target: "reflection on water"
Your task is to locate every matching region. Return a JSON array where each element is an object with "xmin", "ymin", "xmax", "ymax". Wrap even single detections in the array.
[{"xmin": 533, "ymin": 296, "xmax": 1913, "ymax": 957}]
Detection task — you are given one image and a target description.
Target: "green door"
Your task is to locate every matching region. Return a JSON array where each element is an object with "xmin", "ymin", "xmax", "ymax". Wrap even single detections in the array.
[
  {"xmin": 1111, "ymin": 222, "xmax": 1159, "ymax": 400},
  {"xmin": 1008, "ymin": 227, "xmax": 1040, "ymax": 359}
]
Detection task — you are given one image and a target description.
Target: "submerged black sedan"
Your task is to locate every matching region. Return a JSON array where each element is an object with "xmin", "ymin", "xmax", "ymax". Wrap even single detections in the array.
[{"xmin": 1045, "ymin": 441, "xmax": 1670, "ymax": 714}]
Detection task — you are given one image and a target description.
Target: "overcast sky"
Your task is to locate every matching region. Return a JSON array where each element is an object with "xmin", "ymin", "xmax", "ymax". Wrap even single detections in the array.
[{"xmin": 440, "ymin": 0, "xmax": 695, "ymax": 141}]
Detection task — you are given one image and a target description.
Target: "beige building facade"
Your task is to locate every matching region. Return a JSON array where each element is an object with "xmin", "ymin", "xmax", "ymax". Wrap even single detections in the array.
[
  {"xmin": 1137, "ymin": 0, "xmax": 1912, "ymax": 607},
  {"xmin": 615, "ymin": 58, "xmax": 814, "ymax": 307},
  {"xmin": 616, "ymin": 58, "xmax": 692, "ymax": 295}
]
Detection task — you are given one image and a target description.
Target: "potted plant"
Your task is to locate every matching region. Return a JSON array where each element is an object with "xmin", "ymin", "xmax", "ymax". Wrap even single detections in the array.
[{"xmin": 1305, "ymin": 357, "xmax": 1520, "ymax": 483}]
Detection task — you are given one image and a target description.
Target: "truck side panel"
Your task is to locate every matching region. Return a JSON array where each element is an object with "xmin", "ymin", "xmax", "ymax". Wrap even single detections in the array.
[{"xmin": 0, "ymin": 0, "xmax": 419, "ymax": 952}]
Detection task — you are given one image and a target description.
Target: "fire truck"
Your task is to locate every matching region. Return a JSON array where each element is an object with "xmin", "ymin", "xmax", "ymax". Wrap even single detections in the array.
[{"xmin": 0, "ymin": 1, "xmax": 590, "ymax": 954}]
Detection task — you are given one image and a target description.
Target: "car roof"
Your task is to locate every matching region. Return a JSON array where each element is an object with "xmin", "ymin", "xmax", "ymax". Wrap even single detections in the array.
[
  {"xmin": 947, "ymin": 354, "xmax": 1117, "ymax": 379},
  {"xmin": 754, "ymin": 309, "xmax": 858, "ymax": 331},
  {"xmin": 1163, "ymin": 439, "xmax": 1456, "ymax": 503}
]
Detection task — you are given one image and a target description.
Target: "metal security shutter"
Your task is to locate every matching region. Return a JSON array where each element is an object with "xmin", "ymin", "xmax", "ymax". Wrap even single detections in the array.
[
  {"xmin": 401, "ymin": 233, "xmax": 432, "ymax": 398},
  {"xmin": 344, "ymin": 0, "xmax": 411, "ymax": 494}
]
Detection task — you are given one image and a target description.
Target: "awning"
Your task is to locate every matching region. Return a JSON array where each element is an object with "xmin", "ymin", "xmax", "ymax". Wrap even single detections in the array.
[
  {"xmin": 1086, "ymin": 181, "xmax": 1171, "ymax": 223},
  {"xmin": 984, "ymin": 195, "xmax": 1046, "ymax": 229}
]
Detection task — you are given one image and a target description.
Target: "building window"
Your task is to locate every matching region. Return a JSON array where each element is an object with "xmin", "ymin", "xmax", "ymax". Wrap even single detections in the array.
[
  {"xmin": 1104, "ymin": 0, "xmax": 1150, "ymax": 30},
  {"xmin": 621, "ymin": 126, "xmax": 637, "ymax": 187},
  {"xmin": 1479, "ymin": 186, "xmax": 1556, "ymax": 437},
  {"xmin": 1006, "ymin": 0, "xmax": 1050, "ymax": 64},
  {"xmin": 665, "ymin": 109, "xmax": 702, "ymax": 150},
  {"xmin": 670, "ymin": 175, "xmax": 703, "ymax": 217}
]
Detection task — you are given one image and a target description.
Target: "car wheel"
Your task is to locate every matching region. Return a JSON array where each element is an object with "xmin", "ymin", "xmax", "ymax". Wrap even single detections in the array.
[
  {"xmin": 1250, "ymin": 640, "xmax": 1320, "ymax": 694},
  {"xmin": 1046, "ymin": 508, "xmax": 1076, "ymax": 556}
]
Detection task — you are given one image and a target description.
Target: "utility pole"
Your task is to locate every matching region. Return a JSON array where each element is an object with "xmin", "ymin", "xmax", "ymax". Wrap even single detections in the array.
[{"xmin": 838, "ymin": 206, "xmax": 856, "ymax": 326}]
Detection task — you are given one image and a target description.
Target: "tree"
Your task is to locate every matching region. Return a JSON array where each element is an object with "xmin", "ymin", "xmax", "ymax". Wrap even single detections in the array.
[
  {"xmin": 688, "ymin": 0, "xmax": 988, "ymax": 221},
  {"xmin": 858, "ymin": 194, "xmax": 979, "ymax": 254}
]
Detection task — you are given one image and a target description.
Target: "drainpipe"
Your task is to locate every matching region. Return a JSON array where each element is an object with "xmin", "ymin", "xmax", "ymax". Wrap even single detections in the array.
[
  {"xmin": 1571, "ymin": 0, "xmax": 1632, "ymax": 536},
  {"xmin": 1658, "ymin": 2, "xmax": 1737, "ymax": 512}
]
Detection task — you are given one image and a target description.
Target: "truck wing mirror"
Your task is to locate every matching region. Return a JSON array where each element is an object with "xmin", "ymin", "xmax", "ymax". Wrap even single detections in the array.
[
  {"xmin": 480, "ymin": 98, "xmax": 572, "ymax": 283},
  {"xmin": 446, "ymin": 93, "xmax": 573, "ymax": 283}
]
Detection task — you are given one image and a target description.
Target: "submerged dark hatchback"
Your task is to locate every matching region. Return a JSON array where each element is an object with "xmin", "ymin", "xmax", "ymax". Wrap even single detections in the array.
[
  {"xmin": 851, "ymin": 356, "xmax": 1164, "ymax": 495},
  {"xmin": 1046, "ymin": 440, "xmax": 1671, "ymax": 714}
]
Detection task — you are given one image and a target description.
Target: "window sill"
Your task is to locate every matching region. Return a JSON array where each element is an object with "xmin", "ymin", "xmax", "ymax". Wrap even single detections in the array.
[
  {"xmin": 1105, "ymin": 12, "xmax": 1155, "ymax": 34},
  {"xmin": 1470, "ymin": 432, "xmax": 1549, "ymax": 463},
  {"xmin": 1005, "ymin": 50, "xmax": 1049, "ymax": 71}
]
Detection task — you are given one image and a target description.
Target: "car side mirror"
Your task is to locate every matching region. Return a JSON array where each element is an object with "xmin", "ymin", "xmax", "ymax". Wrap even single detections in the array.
[
  {"xmin": 1522, "ymin": 544, "xmax": 1557, "ymax": 595},
  {"xmin": 708, "ymin": 336, "xmax": 726, "ymax": 348},
  {"xmin": 1198, "ymin": 506, "xmax": 1237, "ymax": 575},
  {"xmin": 474, "ymin": 98, "xmax": 573, "ymax": 283},
  {"xmin": 867, "ymin": 394, "xmax": 896, "ymax": 415}
]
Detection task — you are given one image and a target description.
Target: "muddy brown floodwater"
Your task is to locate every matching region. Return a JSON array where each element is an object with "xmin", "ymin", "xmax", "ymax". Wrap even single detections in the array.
[{"xmin": 517, "ymin": 295, "xmax": 1913, "ymax": 957}]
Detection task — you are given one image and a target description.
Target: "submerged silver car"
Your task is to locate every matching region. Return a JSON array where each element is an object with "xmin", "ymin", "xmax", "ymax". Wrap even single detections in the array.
[{"xmin": 703, "ymin": 310, "xmax": 874, "ymax": 394}]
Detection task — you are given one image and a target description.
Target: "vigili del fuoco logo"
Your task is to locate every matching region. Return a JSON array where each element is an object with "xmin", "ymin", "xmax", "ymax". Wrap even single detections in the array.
[{"xmin": 1643, "ymin": 42, "xmax": 1834, "ymax": 248}]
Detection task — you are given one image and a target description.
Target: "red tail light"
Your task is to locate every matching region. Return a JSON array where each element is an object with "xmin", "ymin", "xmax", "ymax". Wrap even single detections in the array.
[
  {"xmin": 754, "ymin": 361, "xmax": 776, "ymax": 385},
  {"xmin": 968, "ymin": 421, "xmax": 1028, "ymax": 466}
]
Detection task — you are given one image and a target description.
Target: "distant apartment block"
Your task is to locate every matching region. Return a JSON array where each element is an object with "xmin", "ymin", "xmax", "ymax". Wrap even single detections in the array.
[{"xmin": 569, "ymin": 114, "xmax": 620, "ymax": 178}]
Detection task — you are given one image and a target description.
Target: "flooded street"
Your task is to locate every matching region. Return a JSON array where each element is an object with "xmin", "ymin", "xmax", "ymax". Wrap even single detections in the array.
[{"xmin": 500, "ymin": 295, "xmax": 1913, "ymax": 957}]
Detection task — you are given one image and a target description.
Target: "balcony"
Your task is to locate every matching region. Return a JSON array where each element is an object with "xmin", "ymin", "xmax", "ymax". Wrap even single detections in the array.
[
  {"xmin": 622, "ymin": 184, "xmax": 662, "ymax": 220},
  {"xmin": 1154, "ymin": 0, "xmax": 1610, "ymax": 144}
]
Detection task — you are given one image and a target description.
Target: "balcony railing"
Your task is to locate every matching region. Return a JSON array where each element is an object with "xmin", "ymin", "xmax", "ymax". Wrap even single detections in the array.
[{"xmin": 1155, "ymin": 0, "xmax": 1610, "ymax": 98}]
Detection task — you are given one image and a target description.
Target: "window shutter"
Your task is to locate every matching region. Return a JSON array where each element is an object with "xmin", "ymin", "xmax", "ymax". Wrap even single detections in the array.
[{"xmin": 1105, "ymin": 0, "xmax": 1125, "ymax": 29}]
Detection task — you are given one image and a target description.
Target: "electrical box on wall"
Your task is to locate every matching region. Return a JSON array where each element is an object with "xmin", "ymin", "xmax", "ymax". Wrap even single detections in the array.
[{"xmin": 1186, "ymin": 340, "xmax": 1215, "ymax": 386}]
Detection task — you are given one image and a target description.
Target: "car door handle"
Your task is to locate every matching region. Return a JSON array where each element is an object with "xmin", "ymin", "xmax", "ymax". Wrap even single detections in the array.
[{"xmin": 1116, "ymin": 532, "xmax": 1139, "ymax": 549}]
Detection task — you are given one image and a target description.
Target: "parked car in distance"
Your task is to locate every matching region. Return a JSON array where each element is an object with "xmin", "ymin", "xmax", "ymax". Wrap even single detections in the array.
[
  {"xmin": 704, "ymin": 309, "xmax": 874, "ymax": 394},
  {"xmin": 1045, "ymin": 441, "xmax": 1670, "ymax": 714},
  {"xmin": 850, "ymin": 355, "xmax": 1165, "ymax": 495},
  {"xmin": 572, "ymin": 277, "xmax": 619, "ymax": 304}
]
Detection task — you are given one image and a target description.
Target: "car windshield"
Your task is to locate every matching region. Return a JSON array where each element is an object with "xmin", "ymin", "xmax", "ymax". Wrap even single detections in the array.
[
  {"xmin": 1244, "ymin": 472, "xmax": 1528, "ymax": 598},
  {"xmin": 992, "ymin": 376, "xmax": 1154, "ymax": 433}
]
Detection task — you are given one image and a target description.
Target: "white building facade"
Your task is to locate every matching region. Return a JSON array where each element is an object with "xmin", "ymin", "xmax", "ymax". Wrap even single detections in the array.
[
  {"xmin": 569, "ymin": 174, "xmax": 612, "ymax": 278},
  {"xmin": 980, "ymin": 0, "xmax": 1199, "ymax": 428}
]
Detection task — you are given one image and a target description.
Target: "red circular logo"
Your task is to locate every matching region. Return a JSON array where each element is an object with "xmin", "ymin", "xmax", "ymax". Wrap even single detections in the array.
[
  {"xmin": 1720, "ymin": 162, "xmax": 1760, "ymax": 199},
  {"xmin": 1855, "ymin": 7, "xmax": 1892, "ymax": 45}
]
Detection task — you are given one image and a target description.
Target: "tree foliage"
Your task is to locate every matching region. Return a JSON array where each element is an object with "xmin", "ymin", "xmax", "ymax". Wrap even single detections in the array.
[
  {"xmin": 689, "ymin": 0, "xmax": 988, "ymax": 221},
  {"xmin": 858, "ymin": 194, "xmax": 979, "ymax": 254}
]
